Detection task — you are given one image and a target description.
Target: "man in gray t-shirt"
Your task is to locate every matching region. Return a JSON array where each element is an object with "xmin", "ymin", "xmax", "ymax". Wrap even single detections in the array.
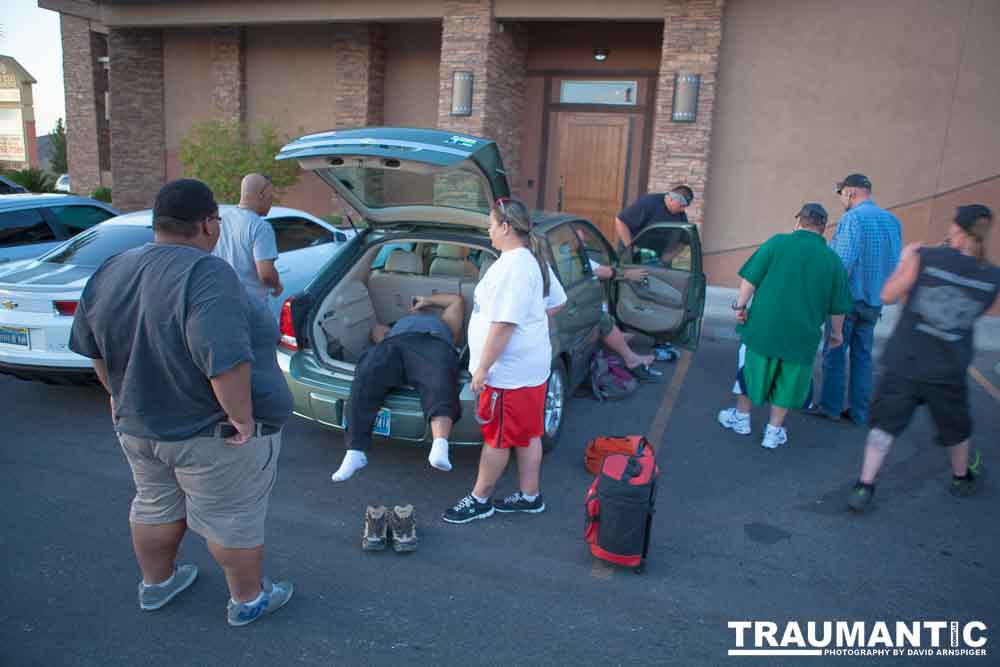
[{"xmin": 213, "ymin": 173, "xmax": 282, "ymax": 305}]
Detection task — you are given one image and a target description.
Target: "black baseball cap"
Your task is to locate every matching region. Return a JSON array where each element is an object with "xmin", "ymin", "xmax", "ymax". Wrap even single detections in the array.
[
  {"xmin": 795, "ymin": 202, "xmax": 828, "ymax": 225},
  {"xmin": 153, "ymin": 179, "xmax": 217, "ymax": 226},
  {"xmin": 835, "ymin": 173, "xmax": 872, "ymax": 194},
  {"xmin": 954, "ymin": 204, "xmax": 993, "ymax": 231}
]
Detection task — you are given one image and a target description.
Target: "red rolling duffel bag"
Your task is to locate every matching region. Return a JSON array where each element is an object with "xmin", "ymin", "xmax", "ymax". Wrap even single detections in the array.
[{"xmin": 584, "ymin": 439, "xmax": 659, "ymax": 573}]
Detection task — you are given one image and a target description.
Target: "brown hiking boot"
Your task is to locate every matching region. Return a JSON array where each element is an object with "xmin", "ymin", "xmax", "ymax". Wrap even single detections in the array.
[
  {"xmin": 389, "ymin": 504, "xmax": 418, "ymax": 553},
  {"xmin": 362, "ymin": 505, "xmax": 389, "ymax": 551}
]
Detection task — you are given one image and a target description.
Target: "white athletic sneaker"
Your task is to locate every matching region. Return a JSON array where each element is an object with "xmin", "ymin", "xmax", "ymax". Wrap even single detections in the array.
[
  {"xmin": 761, "ymin": 424, "xmax": 788, "ymax": 449},
  {"xmin": 717, "ymin": 408, "xmax": 751, "ymax": 435}
]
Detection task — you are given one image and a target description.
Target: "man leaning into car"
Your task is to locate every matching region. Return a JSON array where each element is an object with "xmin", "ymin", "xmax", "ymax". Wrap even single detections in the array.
[{"xmin": 69, "ymin": 178, "xmax": 294, "ymax": 627}]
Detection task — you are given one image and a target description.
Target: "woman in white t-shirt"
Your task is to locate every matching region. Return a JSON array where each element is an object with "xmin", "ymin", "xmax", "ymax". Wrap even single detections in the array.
[{"xmin": 443, "ymin": 198, "xmax": 566, "ymax": 524}]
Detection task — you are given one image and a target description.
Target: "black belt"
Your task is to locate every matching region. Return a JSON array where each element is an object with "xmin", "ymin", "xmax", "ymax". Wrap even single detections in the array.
[{"xmin": 197, "ymin": 422, "xmax": 282, "ymax": 439}]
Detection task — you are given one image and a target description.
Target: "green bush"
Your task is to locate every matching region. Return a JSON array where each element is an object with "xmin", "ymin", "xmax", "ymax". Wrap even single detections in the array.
[
  {"xmin": 3, "ymin": 168, "xmax": 55, "ymax": 193},
  {"xmin": 90, "ymin": 186, "xmax": 112, "ymax": 203},
  {"xmin": 178, "ymin": 120, "xmax": 300, "ymax": 204}
]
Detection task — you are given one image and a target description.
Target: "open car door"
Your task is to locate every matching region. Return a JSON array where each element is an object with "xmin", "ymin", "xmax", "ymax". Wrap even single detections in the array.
[{"xmin": 614, "ymin": 222, "xmax": 706, "ymax": 351}]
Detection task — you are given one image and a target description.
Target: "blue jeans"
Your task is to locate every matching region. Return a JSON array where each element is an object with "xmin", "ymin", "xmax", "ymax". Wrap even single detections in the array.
[{"xmin": 819, "ymin": 302, "xmax": 880, "ymax": 424}]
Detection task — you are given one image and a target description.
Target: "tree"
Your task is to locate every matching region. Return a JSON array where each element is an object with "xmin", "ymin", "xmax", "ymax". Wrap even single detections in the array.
[
  {"xmin": 49, "ymin": 118, "xmax": 68, "ymax": 175},
  {"xmin": 178, "ymin": 120, "xmax": 300, "ymax": 204}
]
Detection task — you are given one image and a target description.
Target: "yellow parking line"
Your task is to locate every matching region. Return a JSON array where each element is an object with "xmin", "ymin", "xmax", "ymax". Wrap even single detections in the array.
[
  {"xmin": 647, "ymin": 349, "xmax": 694, "ymax": 451},
  {"xmin": 969, "ymin": 366, "xmax": 1000, "ymax": 403}
]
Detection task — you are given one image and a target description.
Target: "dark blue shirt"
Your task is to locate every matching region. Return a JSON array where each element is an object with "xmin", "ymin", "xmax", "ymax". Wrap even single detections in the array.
[
  {"xmin": 387, "ymin": 312, "xmax": 455, "ymax": 347},
  {"xmin": 70, "ymin": 243, "xmax": 293, "ymax": 441}
]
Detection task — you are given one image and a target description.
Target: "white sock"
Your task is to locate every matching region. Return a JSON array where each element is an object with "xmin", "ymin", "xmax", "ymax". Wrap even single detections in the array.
[
  {"xmin": 232, "ymin": 590, "xmax": 265, "ymax": 607},
  {"xmin": 520, "ymin": 492, "xmax": 538, "ymax": 502},
  {"xmin": 472, "ymin": 493, "xmax": 489, "ymax": 504},
  {"xmin": 143, "ymin": 570, "xmax": 176, "ymax": 589},
  {"xmin": 428, "ymin": 437, "xmax": 452, "ymax": 471},
  {"xmin": 331, "ymin": 449, "xmax": 368, "ymax": 482}
]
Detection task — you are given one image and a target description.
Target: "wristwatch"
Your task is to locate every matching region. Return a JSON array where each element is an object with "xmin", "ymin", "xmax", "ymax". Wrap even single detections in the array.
[{"xmin": 731, "ymin": 300, "xmax": 747, "ymax": 311}]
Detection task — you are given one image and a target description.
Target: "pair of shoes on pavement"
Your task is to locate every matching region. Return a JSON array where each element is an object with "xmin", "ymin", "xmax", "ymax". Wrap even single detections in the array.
[
  {"xmin": 847, "ymin": 450, "xmax": 985, "ymax": 512},
  {"xmin": 362, "ymin": 504, "xmax": 418, "ymax": 553},
  {"xmin": 442, "ymin": 492, "xmax": 545, "ymax": 524},
  {"xmin": 805, "ymin": 404, "xmax": 864, "ymax": 426},
  {"xmin": 138, "ymin": 564, "xmax": 292, "ymax": 627},
  {"xmin": 717, "ymin": 408, "xmax": 788, "ymax": 449}
]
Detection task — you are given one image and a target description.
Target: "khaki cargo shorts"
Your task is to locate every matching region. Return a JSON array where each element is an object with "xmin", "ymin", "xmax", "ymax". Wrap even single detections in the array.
[{"xmin": 117, "ymin": 428, "xmax": 283, "ymax": 549}]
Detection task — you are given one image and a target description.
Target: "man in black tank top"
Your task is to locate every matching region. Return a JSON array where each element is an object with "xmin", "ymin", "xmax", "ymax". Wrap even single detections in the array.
[
  {"xmin": 332, "ymin": 293, "xmax": 465, "ymax": 483},
  {"xmin": 847, "ymin": 205, "xmax": 1000, "ymax": 511}
]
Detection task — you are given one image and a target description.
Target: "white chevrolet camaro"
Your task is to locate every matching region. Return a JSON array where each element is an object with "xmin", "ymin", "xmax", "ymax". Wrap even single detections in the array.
[{"xmin": 0, "ymin": 205, "xmax": 355, "ymax": 385}]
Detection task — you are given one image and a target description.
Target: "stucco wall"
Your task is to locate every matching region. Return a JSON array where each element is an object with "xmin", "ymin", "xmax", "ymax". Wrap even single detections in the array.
[
  {"xmin": 704, "ymin": 0, "xmax": 1000, "ymax": 284},
  {"xmin": 383, "ymin": 22, "xmax": 441, "ymax": 129},
  {"xmin": 163, "ymin": 28, "xmax": 214, "ymax": 182}
]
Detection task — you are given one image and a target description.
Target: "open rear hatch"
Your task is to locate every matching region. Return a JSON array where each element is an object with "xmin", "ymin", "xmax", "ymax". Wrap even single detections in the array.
[{"xmin": 276, "ymin": 127, "xmax": 510, "ymax": 230}]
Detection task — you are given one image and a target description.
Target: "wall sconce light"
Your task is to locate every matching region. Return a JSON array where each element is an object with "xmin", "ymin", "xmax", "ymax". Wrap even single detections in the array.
[
  {"xmin": 672, "ymin": 72, "xmax": 700, "ymax": 122},
  {"xmin": 451, "ymin": 71, "xmax": 473, "ymax": 116},
  {"xmin": 593, "ymin": 48, "xmax": 609, "ymax": 62}
]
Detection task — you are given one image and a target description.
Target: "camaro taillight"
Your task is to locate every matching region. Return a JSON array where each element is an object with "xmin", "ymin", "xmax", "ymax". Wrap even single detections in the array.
[
  {"xmin": 279, "ymin": 298, "xmax": 298, "ymax": 351},
  {"xmin": 53, "ymin": 300, "xmax": 78, "ymax": 316}
]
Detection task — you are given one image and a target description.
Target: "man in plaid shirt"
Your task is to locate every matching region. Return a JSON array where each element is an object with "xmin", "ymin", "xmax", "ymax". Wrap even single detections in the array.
[{"xmin": 810, "ymin": 173, "xmax": 901, "ymax": 425}]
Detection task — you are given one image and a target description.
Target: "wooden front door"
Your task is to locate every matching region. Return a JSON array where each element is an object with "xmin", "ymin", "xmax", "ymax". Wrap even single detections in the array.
[{"xmin": 545, "ymin": 112, "xmax": 631, "ymax": 242}]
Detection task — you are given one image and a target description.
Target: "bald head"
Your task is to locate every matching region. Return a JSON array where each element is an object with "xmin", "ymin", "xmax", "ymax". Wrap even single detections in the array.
[{"xmin": 239, "ymin": 173, "xmax": 274, "ymax": 215}]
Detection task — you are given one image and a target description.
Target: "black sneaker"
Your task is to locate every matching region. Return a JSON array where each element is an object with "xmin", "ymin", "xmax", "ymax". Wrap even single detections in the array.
[
  {"xmin": 493, "ymin": 492, "xmax": 546, "ymax": 514},
  {"xmin": 950, "ymin": 451, "xmax": 984, "ymax": 498},
  {"xmin": 628, "ymin": 363, "xmax": 662, "ymax": 383},
  {"xmin": 442, "ymin": 494, "xmax": 495, "ymax": 524},
  {"xmin": 847, "ymin": 482, "xmax": 875, "ymax": 512}
]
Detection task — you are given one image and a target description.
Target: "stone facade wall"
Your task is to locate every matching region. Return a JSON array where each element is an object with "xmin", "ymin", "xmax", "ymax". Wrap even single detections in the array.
[
  {"xmin": 210, "ymin": 26, "xmax": 246, "ymax": 123},
  {"xmin": 333, "ymin": 24, "xmax": 386, "ymax": 128},
  {"xmin": 108, "ymin": 28, "xmax": 166, "ymax": 212},
  {"xmin": 648, "ymin": 0, "xmax": 725, "ymax": 225},
  {"xmin": 61, "ymin": 14, "xmax": 102, "ymax": 197},
  {"xmin": 437, "ymin": 0, "xmax": 525, "ymax": 191}
]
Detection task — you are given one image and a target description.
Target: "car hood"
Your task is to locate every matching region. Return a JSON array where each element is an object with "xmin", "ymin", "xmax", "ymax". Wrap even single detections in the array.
[{"xmin": 276, "ymin": 127, "xmax": 510, "ymax": 230}]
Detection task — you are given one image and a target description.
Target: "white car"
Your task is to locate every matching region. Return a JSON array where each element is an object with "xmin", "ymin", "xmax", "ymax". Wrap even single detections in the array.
[
  {"xmin": 0, "ymin": 205, "xmax": 354, "ymax": 385},
  {"xmin": 54, "ymin": 174, "xmax": 71, "ymax": 193}
]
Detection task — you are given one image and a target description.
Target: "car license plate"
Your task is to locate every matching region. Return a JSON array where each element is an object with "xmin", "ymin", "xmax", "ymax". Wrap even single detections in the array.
[
  {"xmin": 342, "ymin": 407, "xmax": 391, "ymax": 436},
  {"xmin": 0, "ymin": 326, "xmax": 29, "ymax": 348}
]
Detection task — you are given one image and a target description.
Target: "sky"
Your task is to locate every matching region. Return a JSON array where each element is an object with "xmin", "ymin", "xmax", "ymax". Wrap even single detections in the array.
[{"xmin": 1, "ymin": 0, "xmax": 65, "ymax": 136}]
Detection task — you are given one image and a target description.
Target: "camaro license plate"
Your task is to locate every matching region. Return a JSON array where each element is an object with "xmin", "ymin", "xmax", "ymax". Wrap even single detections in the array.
[
  {"xmin": 0, "ymin": 326, "xmax": 29, "ymax": 348},
  {"xmin": 342, "ymin": 407, "xmax": 391, "ymax": 436}
]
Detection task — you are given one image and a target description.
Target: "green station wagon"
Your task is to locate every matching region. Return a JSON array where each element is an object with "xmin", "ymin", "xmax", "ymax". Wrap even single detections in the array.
[{"xmin": 275, "ymin": 127, "xmax": 706, "ymax": 451}]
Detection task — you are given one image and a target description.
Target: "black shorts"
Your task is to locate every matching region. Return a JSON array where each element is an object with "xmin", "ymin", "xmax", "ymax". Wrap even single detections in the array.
[{"xmin": 869, "ymin": 372, "xmax": 972, "ymax": 447}]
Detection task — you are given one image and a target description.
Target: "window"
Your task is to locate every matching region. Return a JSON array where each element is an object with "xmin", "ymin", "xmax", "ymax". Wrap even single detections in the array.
[
  {"xmin": 632, "ymin": 227, "xmax": 692, "ymax": 271},
  {"xmin": 40, "ymin": 224, "xmax": 152, "ymax": 267},
  {"xmin": 267, "ymin": 217, "xmax": 335, "ymax": 253},
  {"xmin": 572, "ymin": 222, "xmax": 611, "ymax": 270},
  {"xmin": 49, "ymin": 205, "xmax": 115, "ymax": 235},
  {"xmin": 546, "ymin": 223, "xmax": 589, "ymax": 287},
  {"xmin": 560, "ymin": 80, "xmax": 638, "ymax": 106},
  {"xmin": 0, "ymin": 208, "xmax": 56, "ymax": 247}
]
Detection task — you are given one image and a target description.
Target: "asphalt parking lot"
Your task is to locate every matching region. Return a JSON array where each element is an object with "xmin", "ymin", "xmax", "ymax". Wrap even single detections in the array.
[{"xmin": 2, "ymin": 338, "xmax": 998, "ymax": 666}]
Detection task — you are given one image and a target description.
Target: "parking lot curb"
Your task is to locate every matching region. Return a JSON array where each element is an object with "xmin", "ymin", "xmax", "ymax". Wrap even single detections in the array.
[{"xmin": 702, "ymin": 286, "xmax": 1000, "ymax": 353}]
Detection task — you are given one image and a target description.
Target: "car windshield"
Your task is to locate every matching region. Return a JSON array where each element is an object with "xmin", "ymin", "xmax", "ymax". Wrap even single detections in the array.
[
  {"xmin": 40, "ymin": 224, "xmax": 152, "ymax": 267},
  {"xmin": 317, "ymin": 165, "xmax": 492, "ymax": 213}
]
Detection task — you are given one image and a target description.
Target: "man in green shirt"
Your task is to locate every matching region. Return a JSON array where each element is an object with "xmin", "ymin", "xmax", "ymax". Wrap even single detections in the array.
[{"xmin": 718, "ymin": 203, "xmax": 853, "ymax": 448}]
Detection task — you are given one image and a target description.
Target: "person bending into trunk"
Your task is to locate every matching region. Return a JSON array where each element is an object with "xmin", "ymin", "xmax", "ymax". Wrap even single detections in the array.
[{"xmin": 331, "ymin": 293, "xmax": 465, "ymax": 482}]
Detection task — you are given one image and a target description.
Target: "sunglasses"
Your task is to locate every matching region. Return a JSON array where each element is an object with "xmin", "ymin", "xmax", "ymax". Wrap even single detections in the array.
[{"xmin": 493, "ymin": 197, "xmax": 528, "ymax": 225}]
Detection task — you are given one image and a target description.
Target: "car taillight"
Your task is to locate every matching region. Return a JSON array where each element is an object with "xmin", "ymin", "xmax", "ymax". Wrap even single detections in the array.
[
  {"xmin": 279, "ymin": 298, "xmax": 298, "ymax": 351},
  {"xmin": 54, "ymin": 300, "xmax": 78, "ymax": 316}
]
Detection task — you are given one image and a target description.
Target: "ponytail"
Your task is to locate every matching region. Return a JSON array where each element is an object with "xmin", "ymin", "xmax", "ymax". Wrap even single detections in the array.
[{"xmin": 528, "ymin": 233, "xmax": 551, "ymax": 297}]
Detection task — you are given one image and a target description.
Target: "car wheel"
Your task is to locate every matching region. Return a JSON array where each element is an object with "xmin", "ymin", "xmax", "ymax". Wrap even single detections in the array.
[{"xmin": 542, "ymin": 359, "xmax": 567, "ymax": 453}]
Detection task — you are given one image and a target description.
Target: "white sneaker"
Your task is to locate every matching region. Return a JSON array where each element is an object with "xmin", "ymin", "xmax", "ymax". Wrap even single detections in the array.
[
  {"xmin": 717, "ymin": 408, "xmax": 751, "ymax": 435},
  {"xmin": 761, "ymin": 424, "xmax": 788, "ymax": 449}
]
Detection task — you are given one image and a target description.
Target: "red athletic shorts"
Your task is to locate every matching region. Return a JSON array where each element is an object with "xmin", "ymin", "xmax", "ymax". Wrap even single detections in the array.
[{"xmin": 477, "ymin": 382, "xmax": 547, "ymax": 448}]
